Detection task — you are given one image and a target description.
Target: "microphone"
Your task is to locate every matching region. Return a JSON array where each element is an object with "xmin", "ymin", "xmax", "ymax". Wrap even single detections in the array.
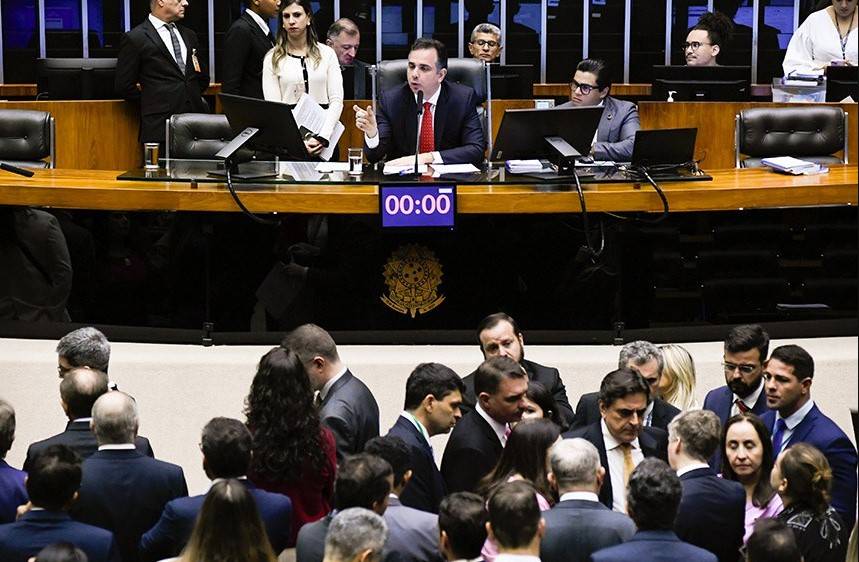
[{"xmin": 414, "ymin": 90, "xmax": 424, "ymax": 176}]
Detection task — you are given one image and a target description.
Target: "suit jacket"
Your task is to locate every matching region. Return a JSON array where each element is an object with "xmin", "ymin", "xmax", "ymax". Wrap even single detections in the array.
[
  {"xmin": 762, "ymin": 405, "xmax": 858, "ymax": 529},
  {"xmin": 0, "ymin": 510, "xmax": 120, "ymax": 562},
  {"xmin": 115, "ymin": 18, "xmax": 210, "ymax": 144},
  {"xmin": 384, "ymin": 496, "xmax": 444, "ymax": 562},
  {"xmin": 365, "ymin": 81, "xmax": 485, "ymax": 165},
  {"xmin": 556, "ymin": 96, "xmax": 640, "ymax": 162},
  {"xmin": 139, "ymin": 480, "xmax": 292, "ymax": 561},
  {"xmin": 296, "ymin": 513, "xmax": 402, "ymax": 562},
  {"xmin": 440, "ymin": 409, "xmax": 503, "ymax": 494},
  {"xmin": 71, "ymin": 449, "xmax": 188, "ymax": 562},
  {"xmin": 460, "ymin": 358, "xmax": 574, "ymax": 429},
  {"xmin": 320, "ymin": 369, "xmax": 380, "ymax": 462},
  {"xmin": 24, "ymin": 420, "xmax": 154, "ymax": 473},
  {"xmin": 221, "ymin": 11, "xmax": 275, "ymax": 99},
  {"xmin": 540, "ymin": 499, "xmax": 635, "ymax": 562},
  {"xmin": 343, "ymin": 59, "xmax": 370, "ymax": 100},
  {"xmin": 0, "ymin": 460, "xmax": 27, "ymax": 525},
  {"xmin": 674, "ymin": 467, "xmax": 745, "ymax": 562},
  {"xmin": 590, "ymin": 530, "xmax": 718, "ymax": 562},
  {"xmin": 387, "ymin": 415, "xmax": 446, "ymax": 513},
  {"xmin": 571, "ymin": 392, "xmax": 680, "ymax": 432},
  {"xmin": 702, "ymin": 385, "xmax": 769, "ymax": 470},
  {"xmin": 563, "ymin": 421, "xmax": 668, "ymax": 509}
]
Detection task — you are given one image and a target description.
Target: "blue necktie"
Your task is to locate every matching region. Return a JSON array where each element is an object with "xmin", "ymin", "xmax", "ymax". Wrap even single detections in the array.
[{"xmin": 772, "ymin": 418, "xmax": 788, "ymax": 453}]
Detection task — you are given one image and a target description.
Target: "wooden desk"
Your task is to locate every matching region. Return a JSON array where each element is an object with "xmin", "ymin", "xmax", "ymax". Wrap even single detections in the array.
[
  {"xmin": 0, "ymin": 166, "xmax": 854, "ymax": 215},
  {"xmin": 533, "ymin": 83, "xmax": 774, "ymax": 98},
  {"xmin": 0, "ymin": 83, "xmax": 38, "ymax": 98}
]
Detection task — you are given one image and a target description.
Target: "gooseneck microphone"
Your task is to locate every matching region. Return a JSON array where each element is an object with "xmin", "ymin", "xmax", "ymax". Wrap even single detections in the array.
[{"xmin": 414, "ymin": 90, "xmax": 424, "ymax": 176}]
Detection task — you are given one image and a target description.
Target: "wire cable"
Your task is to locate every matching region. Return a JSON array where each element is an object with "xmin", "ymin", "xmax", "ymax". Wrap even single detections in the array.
[{"xmin": 225, "ymin": 164, "xmax": 280, "ymax": 226}]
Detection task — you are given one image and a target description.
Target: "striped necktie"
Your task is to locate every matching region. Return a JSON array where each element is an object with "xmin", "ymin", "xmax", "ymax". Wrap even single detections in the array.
[{"xmin": 166, "ymin": 23, "xmax": 185, "ymax": 74}]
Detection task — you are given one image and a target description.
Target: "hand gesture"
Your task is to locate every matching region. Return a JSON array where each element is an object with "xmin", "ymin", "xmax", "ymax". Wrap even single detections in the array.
[{"xmin": 354, "ymin": 104, "xmax": 378, "ymax": 139}]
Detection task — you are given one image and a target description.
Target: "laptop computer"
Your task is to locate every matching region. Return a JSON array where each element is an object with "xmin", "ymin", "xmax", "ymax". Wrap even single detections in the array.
[{"xmin": 631, "ymin": 128, "xmax": 698, "ymax": 169}]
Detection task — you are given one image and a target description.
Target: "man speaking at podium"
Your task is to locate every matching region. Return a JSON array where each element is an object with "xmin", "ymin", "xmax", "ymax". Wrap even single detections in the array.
[{"xmin": 354, "ymin": 38, "xmax": 486, "ymax": 166}]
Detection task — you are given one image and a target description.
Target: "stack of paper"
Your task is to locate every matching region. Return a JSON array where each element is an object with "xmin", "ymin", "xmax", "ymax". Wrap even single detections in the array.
[
  {"xmin": 761, "ymin": 156, "xmax": 826, "ymax": 175},
  {"xmin": 506, "ymin": 160, "xmax": 546, "ymax": 173},
  {"xmin": 382, "ymin": 163, "xmax": 429, "ymax": 175},
  {"xmin": 292, "ymin": 94, "xmax": 345, "ymax": 162}
]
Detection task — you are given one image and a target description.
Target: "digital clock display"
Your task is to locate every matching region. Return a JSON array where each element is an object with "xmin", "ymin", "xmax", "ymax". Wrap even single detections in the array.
[{"xmin": 379, "ymin": 184, "xmax": 456, "ymax": 229}]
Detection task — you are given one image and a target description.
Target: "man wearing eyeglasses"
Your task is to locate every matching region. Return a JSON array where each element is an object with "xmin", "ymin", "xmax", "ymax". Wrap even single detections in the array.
[
  {"xmin": 467, "ymin": 23, "xmax": 502, "ymax": 62},
  {"xmin": 555, "ymin": 59, "xmax": 639, "ymax": 162}
]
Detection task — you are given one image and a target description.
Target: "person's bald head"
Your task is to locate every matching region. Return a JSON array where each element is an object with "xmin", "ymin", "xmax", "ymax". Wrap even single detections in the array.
[
  {"xmin": 60, "ymin": 367, "xmax": 109, "ymax": 420},
  {"xmin": 91, "ymin": 392, "xmax": 139, "ymax": 445}
]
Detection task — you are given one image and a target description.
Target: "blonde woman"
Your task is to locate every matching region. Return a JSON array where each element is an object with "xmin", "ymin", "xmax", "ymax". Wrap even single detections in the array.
[{"xmin": 657, "ymin": 344, "xmax": 699, "ymax": 411}]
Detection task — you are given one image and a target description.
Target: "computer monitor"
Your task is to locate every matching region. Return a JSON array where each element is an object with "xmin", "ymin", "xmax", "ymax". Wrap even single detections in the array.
[
  {"xmin": 825, "ymin": 65, "xmax": 858, "ymax": 102},
  {"xmin": 651, "ymin": 65, "xmax": 751, "ymax": 101},
  {"xmin": 490, "ymin": 64, "xmax": 536, "ymax": 99},
  {"xmin": 631, "ymin": 128, "xmax": 698, "ymax": 168},
  {"xmin": 36, "ymin": 58, "xmax": 119, "ymax": 100},
  {"xmin": 491, "ymin": 106, "xmax": 603, "ymax": 164}
]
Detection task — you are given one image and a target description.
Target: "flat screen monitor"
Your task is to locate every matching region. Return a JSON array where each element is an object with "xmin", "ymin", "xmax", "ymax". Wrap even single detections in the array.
[
  {"xmin": 825, "ymin": 65, "xmax": 858, "ymax": 102},
  {"xmin": 651, "ymin": 65, "xmax": 751, "ymax": 101},
  {"xmin": 631, "ymin": 128, "xmax": 697, "ymax": 168},
  {"xmin": 490, "ymin": 64, "xmax": 536, "ymax": 99},
  {"xmin": 219, "ymin": 93, "xmax": 309, "ymax": 161},
  {"xmin": 491, "ymin": 106, "xmax": 604, "ymax": 162},
  {"xmin": 36, "ymin": 58, "xmax": 119, "ymax": 100}
]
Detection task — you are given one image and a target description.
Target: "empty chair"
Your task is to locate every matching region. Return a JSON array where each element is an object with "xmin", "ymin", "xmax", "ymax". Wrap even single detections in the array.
[
  {"xmin": 702, "ymin": 278, "xmax": 791, "ymax": 322},
  {"xmin": 166, "ymin": 113, "xmax": 237, "ymax": 160},
  {"xmin": 0, "ymin": 109, "xmax": 55, "ymax": 168}
]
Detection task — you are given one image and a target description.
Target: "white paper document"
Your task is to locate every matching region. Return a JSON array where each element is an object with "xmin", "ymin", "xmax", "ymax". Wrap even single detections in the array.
[
  {"xmin": 383, "ymin": 163, "xmax": 429, "ymax": 175},
  {"xmin": 280, "ymin": 161, "xmax": 323, "ymax": 181},
  {"xmin": 292, "ymin": 94, "xmax": 345, "ymax": 162},
  {"xmin": 431, "ymin": 163, "xmax": 480, "ymax": 177},
  {"xmin": 315, "ymin": 162, "xmax": 351, "ymax": 173},
  {"xmin": 506, "ymin": 159, "xmax": 545, "ymax": 173}
]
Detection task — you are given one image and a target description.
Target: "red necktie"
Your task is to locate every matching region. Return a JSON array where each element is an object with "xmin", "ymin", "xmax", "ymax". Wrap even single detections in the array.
[
  {"xmin": 734, "ymin": 398, "xmax": 750, "ymax": 413},
  {"xmin": 419, "ymin": 101, "xmax": 434, "ymax": 153}
]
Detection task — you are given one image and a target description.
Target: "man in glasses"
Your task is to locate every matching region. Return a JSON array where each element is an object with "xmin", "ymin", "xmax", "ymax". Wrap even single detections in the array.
[
  {"xmin": 467, "ymin": 23, "xmax": 502, "ymax": 62},
  {"xmin": 556, "ymin": 58, "xmax": 639, "ymax": 162}
]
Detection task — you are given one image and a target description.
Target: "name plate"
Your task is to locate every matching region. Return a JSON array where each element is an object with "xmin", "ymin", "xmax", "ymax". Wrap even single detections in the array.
[{"xmin": 380, "ymin": 184, "xmax": 456, "ymax": 229}]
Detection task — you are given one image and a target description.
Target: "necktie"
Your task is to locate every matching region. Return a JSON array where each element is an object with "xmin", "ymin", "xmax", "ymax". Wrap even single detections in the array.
[
  {"xmin": 772, "ymin": 418, "xmax": 788, "ymax": 453},
  {"xmin": 502, "ymin": 424, "xmax": 512, "ymax": 445},
  {"xmin": 267, "ymin": 30, "xmax": 276, "ymax": 46},
  {"xmin": 620, "ymin": 443, "xmax": 635, "ymax": 486},
  {"xmin": 313, "ymin": 391, "xmax": 322, "ymax": 409},
  {"xmin": 419, "ymin": 101, "xmax": 434, "ymax": 154},
  {"xmin": 734, "ymin": 398, "xmax": 750, "ymax": 414},
  {"xmin": 166, "ymin": 23, "xmax": 185, "ymax": 74}
]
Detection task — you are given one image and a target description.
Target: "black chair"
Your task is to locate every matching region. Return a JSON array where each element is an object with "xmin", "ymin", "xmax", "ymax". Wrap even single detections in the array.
[
  {"xmin": 165, "ymin": 113, "xmax": 237, "ymax": 160},
  {"xmin": 734, "ymin": 106, "xmax": 848, "ymax": 168},
  {"xmin": 36, "ymin": 58, "xmax": 118, "ymax": 100},
  {"xmin": 0, "ymin": 109, "xmax": 55, "ymax": 169},
  {"xmin": 801, "ymin": 278, "xmax": 858, "ymax": 311}
]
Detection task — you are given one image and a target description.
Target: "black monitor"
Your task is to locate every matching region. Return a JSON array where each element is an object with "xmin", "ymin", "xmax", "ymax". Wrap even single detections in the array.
[
  {"xmin": 490, "ymin": 64, "xmax": 536, "ymax": 99},
  {"xmin": 651, "ymin": 65, "xmax": 751, "ymax": 101},
  {"xmin": 825, "ymin": 65, "xmax": 858, "ymax": 102},
  {"xmin": 36, "ymin": 58, "xmax": 119, "ymax": 100},
  {"xmin": 631, "ymin": 128, "xmax": 698, "ymax": 168}
]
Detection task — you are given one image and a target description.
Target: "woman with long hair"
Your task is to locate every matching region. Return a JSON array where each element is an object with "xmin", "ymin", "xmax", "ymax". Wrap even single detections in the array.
[
  {"xmin": 657, "ymin": 344, "xmax": 699, "ymax": 411},
  {"xmin": 721, "ymin": 412, "xmax": 783, "ymax": 542},
  {"xmin": 520, "ymin": 381, "xmax": 568, "ymax": 432},
  {"xmin": 245, "ymin": 345, "xmax": 336, "ymax": 546}
]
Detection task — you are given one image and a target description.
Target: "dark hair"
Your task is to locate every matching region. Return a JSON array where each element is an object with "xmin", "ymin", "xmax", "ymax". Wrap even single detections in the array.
[
  {"xmin": 476, "ymin": 312, "xmax": 521, "ymax": 348},
  {"xmin": 576, "ymin": 58, "xmax": 612, "ymax": 90},
  {"xmin": 201, "ymin": 417, "xmax": 253, "ymax": 479},
  {"xmin": 244, "ymin": 346, "xmax": 325, "ymax": 482},
  {"xmin": 364, "ymin": 435, "xmax": 412, "ymax": 489},
  {"xmin": 668, "ymin": 410, "xmax": 722, "ymax": 462},
  {"xmin": 27, "ymin": 445, "xmax": 82, "ymax": 511},
  {"xmin": 768, "ymin": 345, "xmax": 815, "ymax": 381},
  {"xmin": 691, "ymin": 11, "xmax": 734, "ymax": 52},
  {"xmin": 525, "ymin": 381, "xmax": 565, "ymax": 431},
  {"xmin": 281, "ymin": 323, "xmax": 340, "ymax": 364},
  {"xmin": 439, "ymin": 492, "xmax": 488, "ymax": 560},
  {"xmin": 598, "ymin": 368, "xmax": 650, "ymax": 408},
  {"xmin": 746, "ymin": 518, "xmax": 802, "ymax": 562},
  {"xmin": 626, "ymin": 458, "xmax": 682, "ymax": 530},
  {"xmin": 487, "ymin": 480, "xmax": 541, "ymax": 549},
  {"xmin": 721, "ymin": 413, "xmax": 777, "ymax": 508},
  {"xmin": 59, "ymin": 368, "xmax": 109, "ymax": 420},
  {"xmin": 272, "ymin": 0, "xmax": 322, "ymax": 68},
  {"xmin": 474, "ymin": 356, "xmax": 526, "ymax": 396},
  {"xmin": 334, "ymin": 453, "xmax": 393, "ymax": 511},
  {"xmin": 479, "ymin": 418, "xmax": 559, "ymax": 503},
  {"xmin": 410, "ymin": 37, "xmax": 448, "ymax": 71},
  {"xmin": 724, "ymin": 324, "xmax": 770, "ymax": 362},
  {"xmin": 0, "ymin": 399, "xmax": 15, "ymax": 458},
  {"xmin": 779, "ymin": 443, "xmax": 832, "ymax": 515},
  {"xmin": 403, "ymin": 363, "xmax": 464, "ymax": 411},
  {"xmin": 55, "ymin": 327, "xmax": 110, "ymax": 373},
  {"xmin": 35, "ymin": 543, "xmax": 89, "ymax": 562}
]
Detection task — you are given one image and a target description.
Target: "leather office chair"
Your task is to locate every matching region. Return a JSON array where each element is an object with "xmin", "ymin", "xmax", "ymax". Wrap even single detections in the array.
[
  {"xmin": 0, "ymin": 109, "xmax": 55, "ymax": 168},
  {"xmin": 735, "ymin": 106, "xmax": 848, "ymax": 168},
  {"xmin": 166, "ymin": 113, "xmax": 239, "ymax": 161}
]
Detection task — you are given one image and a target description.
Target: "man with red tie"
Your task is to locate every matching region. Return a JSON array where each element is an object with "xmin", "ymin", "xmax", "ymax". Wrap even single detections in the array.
[{"xmin": 353, "ymin": 38, "xmax": 486, "ymax": 166}]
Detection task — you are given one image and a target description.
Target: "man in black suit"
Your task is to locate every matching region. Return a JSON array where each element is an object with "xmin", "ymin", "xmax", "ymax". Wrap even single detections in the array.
[
  {"xmin": 115, "ymin": 0, "xmax": 210, "ymax": 146},
  {"xmin": 386, "ymin": 363, "xmax": 464, "ymax": 513},
  {"xmin": 441, "ymin": 357, "xmax": 528, "ymax": 494},
  {"xmin": 71, "ymin": 392, "xmax": 187, "ymax": 562},
  {"xmin": 667, "ymin": 410, "xmax": 745, "ymax": 562},
  {"xmin": 354, "ymin": 37, "xmax": 485, "ymax": 166},
  {"xmin": 563, "ymin": 368, "xmax": 669, "ymax": 512},
  {"xmin": 571, "ymin": 340, "xmax": 680, "ymax": 432},
  {"xmin": 438, "ymin": 493, "xmax": 487, "ymax": 562},
  {"xmin": 326, "ymin": 18, "xmax": 370, "ymax": 99},
  {"xmin": 460, "ymin": 312, "xmax": 574, "ymax": 428},
  {"xmin": 284, "ymin": 323, "xmax": 380, "ymax": 462},
  {"xmin": 221, "ymin": 0, "xmax": 279, "ymax": 98},
  {"xmin": 541, "ymin": 438, "xmax": 635, "ymax": 562},
  {"xmin": 24, "ymin": 368, "xmax": 154, "ymax": 473}
]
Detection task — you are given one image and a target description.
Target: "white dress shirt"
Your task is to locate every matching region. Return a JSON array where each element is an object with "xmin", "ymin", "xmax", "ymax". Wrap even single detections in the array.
[
  {"xmin": 731, "ymin": 378, "xmax": 765, "ymax": 417},
  {"xmin": 773, "ymin": 399, "xmax": 815, "ymax": 454},
  {"xmin": 476, "ymin": 403, "xmax": 509, "ymax": 446},
  {"xmin": 559, "ymin": 491, "xmax": 600, "ymax": 503},
  {"xmin": 319, "ymin": 365, "xmax": 349, "ymax": 402},
  {"xmin": 245, "ymin": 8, "xmax": 272, "ymax": 36},
  {"xmin": 148, "ymin": 13, "xmax": 187, "ymax": 68},
  {"xmin": 98, "ymin": 443, "xmax": 136, "ymax": 451},
  {"xmin": 495, "ymin": 555, "xmax": 541, "ymax": 562},
  {"xmin": 676, "ymin": 461, "xmax": 711, "ymax": 477},
  {"xmin": 602, "ymin": 419, "xmax": 644, "ymax": 513},
  {"xmin": 365, "ymin": 85, "xmax": 444, "ymax": 163},
  {"xmin": 401, "ymin": 411, "xmax": 432, "ymax": 448}
]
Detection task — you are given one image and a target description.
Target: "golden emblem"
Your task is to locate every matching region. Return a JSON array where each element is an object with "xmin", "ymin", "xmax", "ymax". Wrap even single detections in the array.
[{"xmin": 381, "ymin": 243, "xmax": 445, "ymax": 317}]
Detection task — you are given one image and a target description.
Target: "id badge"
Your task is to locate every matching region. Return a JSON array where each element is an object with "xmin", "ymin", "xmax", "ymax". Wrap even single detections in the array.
[{"xmin": 191, "ymin": 49, "xmax": 201, "ymax": 73}]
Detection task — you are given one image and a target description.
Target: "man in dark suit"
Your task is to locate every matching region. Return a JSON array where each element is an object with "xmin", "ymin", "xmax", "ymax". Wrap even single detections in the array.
[
  {"xmin": 438, "ymin": 493, "xmax": 487, "ymax": 562},
  {"xmin": 0, "ymin": 445, "xmax": 119, "ymax": 562},
  {"xmin": 571, "ymin": 340, "xmax": 680, "ymax": 432},
  {"xmin": 354, "ymin": 37, "xmax": 485, "ymax": 166},
  {"xmin": 441, "ymin": 357, "xmax": 528, "ymax": 494},
  {"xmin": 283, "ymin": 323, "xmax": 380, "ymax": 462},
  {"xmin": 326, "ymin": 18, "xmax": 370, "ymax": 99},
  {"xmin": 386, "ymin": 363, "xmax": 464, "ymax": 513},
  {"xmin": 667, "ymin": 410, "xmax": 745, "ymax": 562},
  {"xmin": 591, "ymin": 459, "xmax": 717, "ymax": 562},
  {"xmin": 24, "ymin": 368, "xmax": 154, "ymax": 473},
  {"xmin": 541, "ymin": 438, "xmax": 635, "ymax": 562},
  {"xmin": 761, "ymin": 344, "xmax": 858, "ymax": 529},
  {"xmin": 460, "ymin": 312, "xmax": 574, "ymax": 428},
  {"xmin": 486, "ymin": 481, "xmax": 545, "ymax": 560},
  {"xmin": 0, "ymin": 400, "xmax": 27, "ymax": 525},
  {"xmin": 140, "ymin": 417, "xmax": 292, "ymax": 561},
  {"xmin": 323, "ymin": 508, "xmax": 389, "ymax": 562},
  {"xmin": 115, "ymin": 0, "xmax": 210, "ymax": 145},
  {"xmin": 221, "ymin": 0, "xmax": 279, "ymax": 98},
  {"xmin": 71, "ymin": 392, "xmax": 187, "ymax": 562},
  {"xmin": 563, "ymin": 368, "xmax": 669, "ymax": 512}
]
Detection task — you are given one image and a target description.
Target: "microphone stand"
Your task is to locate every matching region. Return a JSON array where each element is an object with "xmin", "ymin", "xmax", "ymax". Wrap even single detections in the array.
[{"xmin": 412, "ymin": 90, "xmax": 424, "ymax": 178}]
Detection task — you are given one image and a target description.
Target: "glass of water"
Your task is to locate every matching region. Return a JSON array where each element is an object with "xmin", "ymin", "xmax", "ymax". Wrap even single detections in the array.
[{"xmin": 348, "ymin": 148, "xmax": 363, "ymax": 176}]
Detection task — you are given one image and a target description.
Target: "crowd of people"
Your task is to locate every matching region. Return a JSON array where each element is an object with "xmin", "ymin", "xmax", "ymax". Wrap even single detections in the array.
[{"xmin": 0, "ymin": 315, "xmax": 857, "ymax": 562}]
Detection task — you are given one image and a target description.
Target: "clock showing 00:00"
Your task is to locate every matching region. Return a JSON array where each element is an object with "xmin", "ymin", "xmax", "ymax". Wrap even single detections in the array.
[{"xmin": 380, "ymin": 185, "xmax": 456, "ymax": 228}]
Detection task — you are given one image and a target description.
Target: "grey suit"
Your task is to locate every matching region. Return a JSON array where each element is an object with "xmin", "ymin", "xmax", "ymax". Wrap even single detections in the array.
[
  {"xmin": 296, "ymin": 512, "xmax": 405, "ymax": 562},
  {"xmin": 541, "ymin": 498, "xmax": 635, "ymax": 562},
  {"xmin": 557, "ymin": 96, "xmax": 639, "ymax": 162},
  {"xmin": 384, "ymin": 496, "xmax": 444, "ymax": 562},
  {"xmin": 320, "ymin": 370, "xmax": 380, "ymax": 462}
]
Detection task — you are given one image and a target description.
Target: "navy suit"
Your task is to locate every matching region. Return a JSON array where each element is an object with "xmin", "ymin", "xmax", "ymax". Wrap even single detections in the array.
[
  {"xmin": 762, "ymin": 405, "xmax": 858, "ymax": 529},
  {"xmin": 0, "ymin": 460, "xmax": 27, "ymax": 524},
  {"xmin": 540, "ymin": 499, "xmax": 636, "ymax": 562},
  {"xmin": 387, "ymin": 416, "xmax": 446, "ymax": 513},
  {"xmin": 365, "ymin": 81, "xmax": 486, "ymax": 165},
  {"xmin": 320, "ymin": 369, "xmax": 380, "ymax": 462},
  {"xmin": 139, "ymin": 480, "xmax": 292, "ymax": 561},
  {"xmin": 590, "ymin": 530, "xmax": 717, "ymax": 562},
  {"xmin": 0, "ymin": 510, "xmax": 119, "ymax": 562},
  {"xmin": 702, "ymin": 385, "xmax": 768, "ymax": 469},
  {"xmin": 674, "ymin": 467, "xmax": 745, "ymax": 562},
  {"xmin": 556, "ymin": 96, "xmax": 640, "ymax": 161},
  {"xmin": 440, "ymin": 409, "xmax": 503, "ymax": 494},
  {"xmin": 384, "ymin": 496, "xmax": 444, "ymax": 562},
  {"xmin": 571, "ymin": 392, "xmax": 680, "ymax": 433},
  {"xmin": 72, "ymin": 449, "xmax": 187, "ymax": 562},
  {"xmin": 221, "ymin": 11, "xmax": 275, "ymax": 99}
]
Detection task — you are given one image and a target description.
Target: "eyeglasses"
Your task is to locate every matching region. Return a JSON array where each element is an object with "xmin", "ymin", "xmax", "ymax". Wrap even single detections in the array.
[
  {"xmin": 682, "ymin": 41, "xmax": 711, "ymax": 52},
  {"xmin": 57, "ymin": 364, "xmax": 73, "ymax": 378},
  {"xmin": 723, "ymin": 362, "xmax": 758, "ymax": 375},
  {"xmin": 471, "ymin": 39, "xmax": 499, "ymax": 48},
  {"xmin": 570, "ymin": 79, "xmax": 600, "ymax": 95}
]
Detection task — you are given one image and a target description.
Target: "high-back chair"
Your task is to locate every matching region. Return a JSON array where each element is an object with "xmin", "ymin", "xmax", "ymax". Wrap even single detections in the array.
[{"xmin": 0, "ymin": 109, "xmax": 55, "ymax": 168}]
